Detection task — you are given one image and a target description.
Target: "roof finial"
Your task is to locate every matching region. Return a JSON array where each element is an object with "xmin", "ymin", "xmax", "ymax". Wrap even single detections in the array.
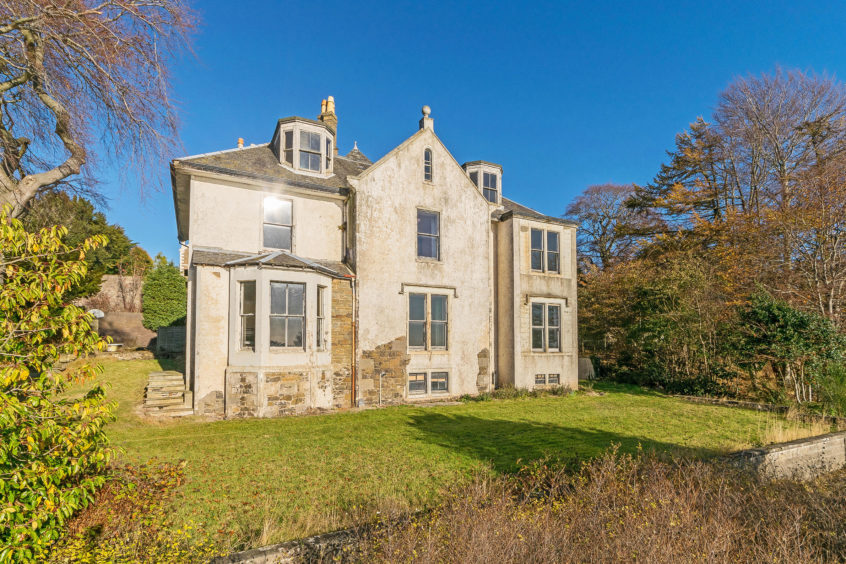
[
  {"xmin": 353, "ymin": 140, "xmax": 358, "ymax": 151},
  {"xmin": 419, "ymin": 105, "xmax": 434, "ymax": 131}
]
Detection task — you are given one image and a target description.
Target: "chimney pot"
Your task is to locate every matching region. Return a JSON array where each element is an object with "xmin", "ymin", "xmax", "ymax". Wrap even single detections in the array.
[
  {"xmin": 327, "ymin": 95, "xmax": 335, "ymax": 114},
  {"xmin": 237, "ymin": 137, "xmax": 244, "ymax": 148}
]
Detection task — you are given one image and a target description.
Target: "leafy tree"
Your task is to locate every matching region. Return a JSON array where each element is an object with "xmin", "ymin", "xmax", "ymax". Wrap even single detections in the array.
[
  {"xmin": 0, "ymin": 206, "xmax": 115, "ymax": 561},
  {"xmin": 20, "ymin": 191, "xmax": 152, "ymax": 298},
  {"xmin": 142, "ymin": 254, "xmax": 186, "ymax": 331},
  {"xmin": 733, "ymin": 292, "xmax": 845, "ymax": 403},
  {"xmin": 0, "ymin": 1, "xmax": 195, "ymax": 216}
]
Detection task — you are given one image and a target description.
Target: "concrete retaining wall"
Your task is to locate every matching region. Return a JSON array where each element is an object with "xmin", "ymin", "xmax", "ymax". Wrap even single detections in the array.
[{"xmin": 729, "ymin": 431, "xmax": 846, "ymax": 480}]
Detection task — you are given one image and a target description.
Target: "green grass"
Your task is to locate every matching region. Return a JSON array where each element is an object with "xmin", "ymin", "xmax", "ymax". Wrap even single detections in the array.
[{"xmin": 72, "ymin": 358, "xmax": 832, "ymax": 549}]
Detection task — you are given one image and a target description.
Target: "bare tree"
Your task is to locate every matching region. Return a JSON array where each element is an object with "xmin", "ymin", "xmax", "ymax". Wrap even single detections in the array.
[
  {"xmin": 565, "ymin": 183, "xmax": 657, "ymax": 270},
  {"xmin": 0, "ymin": 1, "xmax": 195, "ymax": 217}
]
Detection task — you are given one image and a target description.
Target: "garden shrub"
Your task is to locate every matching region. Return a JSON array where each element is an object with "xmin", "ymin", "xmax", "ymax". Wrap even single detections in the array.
[
  {"xmin": 141, "ymin": 254, "xmax": 187, "ymax": 331},
  {"xmin": 49, "ymin": 462, "xmax": 219, "ymax": 563},
  {"xmin": 0, "ymin": 207, "xmax": 115, "ymax": 561}
]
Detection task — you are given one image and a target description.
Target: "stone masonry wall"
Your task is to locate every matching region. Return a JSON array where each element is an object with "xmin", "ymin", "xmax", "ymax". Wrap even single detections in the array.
[
  {"xmin": 226, "ymin": 371, "xmax": 259, "ymax": 418},
  {"xmin": 264, "ymin": 371, "xmax": 309, "ymax": 417},
  {"xmin": 729, "ymin": 431, "xmax": 846, "ymax": 480},
  {"xmin": 331, "ymin": 278, "xmax": 354, "ymax": 409},
  {"xmin": 358, "ymin": 337, "xmax": 410, "ymax": 407}
]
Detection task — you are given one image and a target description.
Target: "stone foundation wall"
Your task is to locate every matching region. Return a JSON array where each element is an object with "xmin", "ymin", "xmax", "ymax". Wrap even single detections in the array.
[
  {"xmin": 358, "ymin": 337, "xmax": 410, "ymax": 407},
  {"xmin": 226, "ymin": 371, "xmax": 259, "ymax": 418},
  {"xmin": 197, "ymin": 390, "xmax": 224, "ymax": 417},
  {"xmin": 331, "ymin": 279, "xmax": 353, "ymax": 408}
]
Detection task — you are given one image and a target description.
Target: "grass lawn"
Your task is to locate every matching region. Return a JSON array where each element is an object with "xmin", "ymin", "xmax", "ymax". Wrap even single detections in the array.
[{"xmin": 73, "ymin": 357, "xmax": 833, "ymax": 549}]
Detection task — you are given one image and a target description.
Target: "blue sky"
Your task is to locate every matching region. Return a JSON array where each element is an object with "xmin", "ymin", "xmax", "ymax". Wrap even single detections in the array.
[{"xmin": 100, "ymin": 0, "xmax": 846, "ymax": 262}]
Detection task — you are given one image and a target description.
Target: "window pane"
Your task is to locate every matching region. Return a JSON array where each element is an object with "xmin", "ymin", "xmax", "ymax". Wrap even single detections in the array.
[
  {"xmin": 548, "ymin": 374, "xmax": 560, "ymax": 384},
  {"xmin": 484, "ymin": 172, "xmax": 497, "ymax": 189},
  {"xmin": 469, "ymin": 171, "xmax": 478, "ymax": 186},
  {"xmin": 532, "ymin": 328, "xmax": 545, "ymax": 350},
  {"xmin": 531, "ymin": 250, "xmax": 544, "ymax": 271},
  {"xmin": 288, "ymin": 284, "xmax": 304, "ymax": 315},
  {"xmin": 408, "ymin": 321, "xmax": 426, "ymax": 347},
  {"xmin": 548, "ymin": 328, "xmax": 560, "ymax": 351},
  {"xmin": 417, "ymin": 210, "xmax": 439, "ymax": 235},
  {"xmin": 299, "ymin": 150, "xmax": 310, "ymax": 170},
  {"xmin": 263, "ymin": 224, "xmax": 292, "ymax": 250},
  {"xmin": 264, "ymin": 198, "xmax": 292, "ymax": 225},
  {"xmin": 300, "ymin": 130, "xmax": 320, "ymax": 151},
  {"xmin": 309, "ymin": 152, "xmax": 321, "ymax": 171},
  {"xmin": 241, "ymin": 282, "xmax": 256, "ymax": 315},
  {"xmin": 287, "ymin": 317, "xmax": 304, "ymax": 348},
  {"xmin": 484, "ymin": 188, "xmax": 497, "ymax": 203},
  {"xmin": 535, "ymin": 374, "xmax": 546, "ymax": 385},
  {"xmin": 317, "ymin": 286, "xmax": 325, "ymax": 316},
  {"xmin": 242, "ymin": 315, "xmax": 255, "ymax": 348},
  {"xmin": 547, "ymin": 231, "xmax": 559, "ymax": 252},
  {"xmin": 409, "ymin": 373, "xmax": 426, "ymax": 394},
  {"xmin": 284, "ymin": 130, "xmax": 293, "ymax": 150},
  {"xmin": 431, "ymin": 372, "xmax": 448, "ymax": 392},
  {"xmin": 547, "ymin": 305, "xmax": 560, "ymax": 328},
  {"xmin": 409, "ymin": 293, "xmax": 426, "ymax": 320},
  {"xmin": 547, "ymin": 252, "xmax": 560, "ymax": 273},
  {"xmin": 531, "ymin": 229, "xmax": 543, "ymax": 251},
  {"xmin": 316, "ymin": 318, "xmax": 324, "ymax": 348},
  {"xmin": 431, "ymin": 322, "xmax": 447, "ymax": 348},
  {"xmin": 532, "ymin": 303, "xmax": 545, "ymax": 327},
  {"xmin": 417, "ymin": 235, "xmax": 439, "ymax": 259},
  {"xmin": 431, "ymin": 295, "xmax": 447, "ymax": 321},
  {"xmin": 270, "ymin": 282, "xmax": 287, "ymax": 315},
  {"xmin": 269, "ymin": 317, "xmax": 286, "ymax": 347}
]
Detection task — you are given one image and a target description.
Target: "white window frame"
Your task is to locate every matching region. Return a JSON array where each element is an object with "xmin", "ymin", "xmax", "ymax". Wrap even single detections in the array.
[
  {"xmin": 239, "ymin": 281, "xmax": 256, "ymax": 351},
  {"xmin": 483, "ymin": 172, "xmax": 498, "ymax": 203},
  {"xmin": 263, "ymin": 196, "xmax": 293, "ymax": 251},
  {"xmin": 530, "ymin": 228, "xmax": 561, "ymax": 274},
  {"xmin": 316, "ymin": 285, "xmax": 326, "ymax": 350},
  {"xmin": 416, "ymin": 208, "xmax": 440, "ymax": 261},
  {"xmin": 269, "ymin": 281, "xmax": 306, "ymax": 350},
  {"xmin": 408, "ymin": 292, "xmax": 448, "ymax": 351},
  {"xmin": 531, "ymin": 302, "xmax": 562, "ymax": 352}
]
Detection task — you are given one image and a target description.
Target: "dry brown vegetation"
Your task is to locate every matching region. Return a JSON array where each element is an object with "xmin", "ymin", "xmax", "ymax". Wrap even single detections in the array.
[{"xmin": 353, "ymin": 448, "xmax": 846, "ymax": 563}]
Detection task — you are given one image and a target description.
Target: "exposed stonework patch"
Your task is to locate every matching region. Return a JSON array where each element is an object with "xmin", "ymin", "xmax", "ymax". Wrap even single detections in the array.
[
  {"xmin": 477, "ymin": 348, "xmax": 490, "ymax": 392},
  {"xmin": 331, "ymin": 279, "xmax": 353, "ymax": 408},
  {"xmin": 359, "ymin": 337, "xmax": 410, "ymax": 407},
  {"xmin": 264, "ymin": 371, "xmax": 308, "ymax": 417},
  {"xmin": 197, "ymin": 390, "xmax": 224, "ymax": 418},
  {"xmin": 227, "ymin": 372, "xmax": 258, "ymax": 418}
]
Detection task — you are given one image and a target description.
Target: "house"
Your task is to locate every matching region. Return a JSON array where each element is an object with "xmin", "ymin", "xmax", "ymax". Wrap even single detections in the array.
[{"xmin": 170, "ymin": 97, "xmax": 578, "ymax": 418}]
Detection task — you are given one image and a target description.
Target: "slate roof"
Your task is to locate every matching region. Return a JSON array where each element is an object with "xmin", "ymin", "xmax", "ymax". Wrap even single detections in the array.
[
  {"xmin": 191, "ymin": 248, "xmax": 353, "ymax": 278},
  {"xmin": 495, "ymin": 197, "xmax": 578, "ymax": 227},
  {"xmin": 173, "ymin": 144, "xmax": 371, "ymax": 195}
]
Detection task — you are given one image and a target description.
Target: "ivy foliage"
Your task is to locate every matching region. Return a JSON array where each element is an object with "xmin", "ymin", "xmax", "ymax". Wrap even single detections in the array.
[
  {"xmin": 0, "ymin": 206, "xmax": 116, "ymax": 562},
  {"xmin": 141, "ymin": 254, "xmax": 187, "ymax": 332}
]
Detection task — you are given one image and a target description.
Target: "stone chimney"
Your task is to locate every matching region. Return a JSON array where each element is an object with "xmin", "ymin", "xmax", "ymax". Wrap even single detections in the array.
[
  {"xmin": 237, "ymin": 137, "xmax": 244, "ymax": 148},
  {"xmin": 419, "ymin": 105, "xmax": 433, "ymax": 131},
  {"xmin": 318, "ymin": 95, "xmax": 339, "ymax": 155}
]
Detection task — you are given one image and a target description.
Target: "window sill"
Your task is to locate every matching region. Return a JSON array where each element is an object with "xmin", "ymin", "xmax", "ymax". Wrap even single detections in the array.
[
  {"xmin": 416, "ymin": 257, "xmax": 442, "ymax": 264},
  {"xmin": 408, "ymin": 349, "xmax": 449, "ymax": 355}
]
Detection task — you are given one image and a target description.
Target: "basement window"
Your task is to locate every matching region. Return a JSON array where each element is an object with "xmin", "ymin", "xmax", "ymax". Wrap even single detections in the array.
[
  {"xmin": 535, "ymin": 374, "xmax": 546, "ymax": 385},
  {"xmin": 409, "ymin": 373, "xmax": 427, "ymax": 395},
  {"xmin": 431, "ymin": 372, "xmax": 449, "ymax": 393},
  {"xmin": 548, "ymin": 374, "xmax": 560, "ymax": 385}
]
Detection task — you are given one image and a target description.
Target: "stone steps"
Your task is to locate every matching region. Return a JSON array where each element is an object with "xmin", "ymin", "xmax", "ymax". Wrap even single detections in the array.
[{"xmin": 143, "ymin": 371, "xmax": 193, "ymax": 417}]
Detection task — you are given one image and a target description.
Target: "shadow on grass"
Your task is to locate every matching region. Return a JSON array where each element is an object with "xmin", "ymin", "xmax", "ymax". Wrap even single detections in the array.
[{"xmin": 408, "ymin": 412, "xmax": 714, "ymax": 473}]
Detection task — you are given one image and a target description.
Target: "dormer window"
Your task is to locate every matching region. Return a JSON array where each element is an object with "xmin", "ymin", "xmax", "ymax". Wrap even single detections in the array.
[
  {"xmin": 483, "ymin": 172, "xmax": 498, "ymax": 203},
  {"xmin": 424, "ymin": 148, "xmax": 433, "ymax": 182},
  {"xmin": 299, "ymin": 131, "xmax": 322, "ymax": 171},
  {"xmin": 463, "ymin": 161, "xmax": 502, "ymax": 205},
  {"xmin": 274, "ymin": 118, "xmax": 334, "ymax": 175}
]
